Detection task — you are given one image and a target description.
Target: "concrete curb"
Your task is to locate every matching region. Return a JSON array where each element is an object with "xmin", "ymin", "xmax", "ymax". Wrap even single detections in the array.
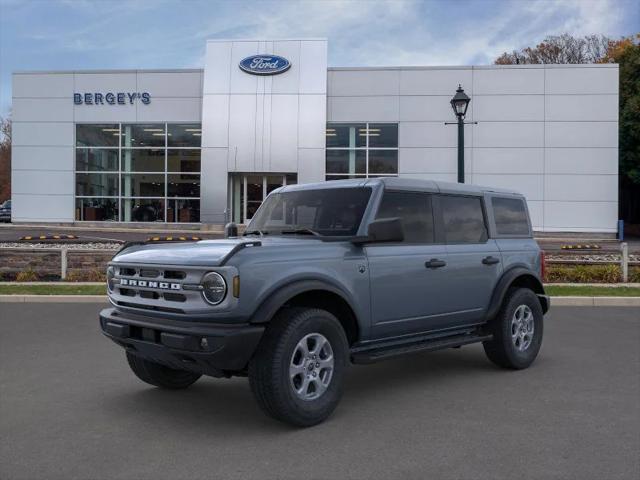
[
  {"xmin": 550, "ymin": 296, "xmax": 640, "ymax": 306},
  {"xmin": 1, "ymin": 295, "xmax": 640, "ymax": 306}
]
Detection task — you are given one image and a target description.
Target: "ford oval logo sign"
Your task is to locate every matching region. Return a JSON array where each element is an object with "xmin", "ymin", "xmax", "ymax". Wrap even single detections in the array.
[{"xmin": 239, "ymin": 55, "xmax": 291, "ymax": 75}]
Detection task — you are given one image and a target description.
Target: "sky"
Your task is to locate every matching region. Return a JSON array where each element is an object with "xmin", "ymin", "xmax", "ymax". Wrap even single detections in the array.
[{"xmin": 0, "ymin": 0, "xmax": 638, "ymax": 116}]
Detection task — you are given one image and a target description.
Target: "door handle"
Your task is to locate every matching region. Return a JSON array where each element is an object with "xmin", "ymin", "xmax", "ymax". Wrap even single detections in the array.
[
  {"xmin": 482, "ymin": 256, "xmax": 500, "ymax": 265},
  {"xmin": 425, "ymin": 258, "xmax": 447, "ymax": 269}
]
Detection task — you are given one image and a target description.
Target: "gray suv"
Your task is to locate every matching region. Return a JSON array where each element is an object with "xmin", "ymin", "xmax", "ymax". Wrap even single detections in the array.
[{"xmin": 100, "ymin": 178, "xmax": 549, "ymax": 426}]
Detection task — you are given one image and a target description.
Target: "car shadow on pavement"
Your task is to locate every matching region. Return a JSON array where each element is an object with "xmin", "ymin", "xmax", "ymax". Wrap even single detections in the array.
[{"xmin": 102, "ymin": 346, "xmax": 510, "ymax": 433}]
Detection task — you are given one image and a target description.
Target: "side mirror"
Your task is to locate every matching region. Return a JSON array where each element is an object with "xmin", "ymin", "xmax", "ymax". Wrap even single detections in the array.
[
  {"xmin": 224, "ymin": 222, "xmax": 238, "ymax": 238},
  {"xmin": 352, "ymin": 217, "xmax": 404, "ymax": 244}
]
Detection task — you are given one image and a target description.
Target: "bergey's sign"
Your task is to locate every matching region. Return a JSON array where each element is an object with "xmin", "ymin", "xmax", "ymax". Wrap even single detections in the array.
[
  {"xmin": 239, "ymin": 55, "xmax": 291, "ymax": 75},
  {"xmin": 74, "ymin": 92, "xmax": 151, "ymax": 105}
]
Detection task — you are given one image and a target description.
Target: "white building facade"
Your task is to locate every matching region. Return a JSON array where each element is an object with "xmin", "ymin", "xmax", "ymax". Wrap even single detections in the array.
[{"xmin": 11, "ymin": 38, "xmax": 619, "ymax": 232}]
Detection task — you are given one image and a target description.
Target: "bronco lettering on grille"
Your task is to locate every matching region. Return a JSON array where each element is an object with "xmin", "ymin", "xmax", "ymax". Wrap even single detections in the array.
[{"xmin": 120, "ymin": 278, "xmax": 181, "ymax": 290}]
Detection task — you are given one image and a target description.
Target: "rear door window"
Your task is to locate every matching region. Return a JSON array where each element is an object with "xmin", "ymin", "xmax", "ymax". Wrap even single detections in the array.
[
  {"xmin": 492, "ymin": 197, "xmax": 530, "ymax": 236},
  {"xmin": 376, "ymin": 191, "xmax": 434, "ymax": 243},
  {"xmin": 440, "ymin": 195, "xmax": 488, "ymax": 244}
]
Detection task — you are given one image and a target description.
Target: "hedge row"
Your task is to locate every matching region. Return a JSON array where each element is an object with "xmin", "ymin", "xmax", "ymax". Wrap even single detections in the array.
[{"xmin": 545, "ymin": 264, "xmax": 640, "ymax": 283}]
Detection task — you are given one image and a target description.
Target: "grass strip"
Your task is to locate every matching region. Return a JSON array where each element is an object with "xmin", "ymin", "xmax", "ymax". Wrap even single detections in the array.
[
  {"xmin": 545, "ymin": 285, "xmax": 640, "ymax": 297},
  {"xmin": 0, "ymin": 284, "xmax": 106, "ymax": 295}
]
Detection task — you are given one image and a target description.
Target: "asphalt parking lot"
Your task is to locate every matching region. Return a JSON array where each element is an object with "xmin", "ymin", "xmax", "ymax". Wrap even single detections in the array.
[{"xmin": 0, "ymin": 304, "xmax": 638, "ymax": 480}]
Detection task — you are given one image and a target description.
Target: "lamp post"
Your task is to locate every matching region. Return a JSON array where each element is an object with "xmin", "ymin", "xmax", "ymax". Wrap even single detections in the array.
[{"xmin": 447, "ymin": 85, "xmax": 472, "ymax": 183}]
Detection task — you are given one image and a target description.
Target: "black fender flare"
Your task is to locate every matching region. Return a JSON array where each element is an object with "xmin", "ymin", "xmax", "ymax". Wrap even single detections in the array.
[
  {"xmin": 485, "ymin": 267, "xmax": 548, "ymax": 322},
  {"xmin": 249, "ymin": 279, "xmax": 358, "ymax": 325}
]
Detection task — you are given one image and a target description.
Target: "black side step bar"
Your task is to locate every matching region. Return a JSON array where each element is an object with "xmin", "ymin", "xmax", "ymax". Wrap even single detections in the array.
[{"xmin": 350, "ymin": 332, "xmax": 492, "ymax": 364}]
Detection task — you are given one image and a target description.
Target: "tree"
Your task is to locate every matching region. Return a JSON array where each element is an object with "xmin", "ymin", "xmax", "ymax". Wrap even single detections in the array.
[
  {"xmin": 601, "ymin": 35, "xmax": 640, "ymax": 225},
  {"xmin": 495, "ymin": 34, "xmax": 611, "ymax": 65},
  {"xmin": 495, "ymin": 33, "xmax": 640, "ymax": 227},
  {"xmin": 0, "ymin": 116, "xmax": 10, "ymax": 202}
]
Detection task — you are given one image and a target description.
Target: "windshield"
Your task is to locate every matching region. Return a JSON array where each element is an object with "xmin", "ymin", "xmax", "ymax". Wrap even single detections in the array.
[
  {"xmin": 247, "ymin": 187, "xmax": 372, "ymax": 237},
  {"xmin": 0, "ymin": 200, "xmax": 9, "ymax": 208}
]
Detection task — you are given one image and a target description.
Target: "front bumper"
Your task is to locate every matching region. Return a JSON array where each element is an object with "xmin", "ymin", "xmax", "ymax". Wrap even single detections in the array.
[{"xmin": 99, "ymin": 307, "xmax": 264, "ymax": 377}]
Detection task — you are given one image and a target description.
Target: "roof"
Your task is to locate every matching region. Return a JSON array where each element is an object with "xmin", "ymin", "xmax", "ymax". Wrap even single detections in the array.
[{"xmin": 280, "ymin": 177, "xmax": 522, "ymax": 196}]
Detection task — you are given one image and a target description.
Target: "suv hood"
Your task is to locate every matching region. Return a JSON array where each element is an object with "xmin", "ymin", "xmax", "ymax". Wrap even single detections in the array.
[{"xmin": 111, "ymin": 236, "xmax": 327, "ymax": 267}]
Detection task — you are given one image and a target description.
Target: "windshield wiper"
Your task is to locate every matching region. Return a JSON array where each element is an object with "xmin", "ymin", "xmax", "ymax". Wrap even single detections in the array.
[{"xmin": 280, "ymin": 227, "xmax": 321, "ymax": 237}]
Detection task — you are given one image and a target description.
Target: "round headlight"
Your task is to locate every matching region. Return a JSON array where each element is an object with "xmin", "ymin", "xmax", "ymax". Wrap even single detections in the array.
[
  {"xmin": 107, "ymin": 266, "xmax": 115, "ymax": 292},
  {"xmin": 201, "ymin": 272, "xmax": 227, "ymax": 305}
]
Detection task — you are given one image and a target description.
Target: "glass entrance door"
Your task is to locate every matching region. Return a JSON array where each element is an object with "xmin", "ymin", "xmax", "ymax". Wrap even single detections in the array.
[{"xmin": 229, "ymin": 173, "xmax": 297, "ymax": 224}]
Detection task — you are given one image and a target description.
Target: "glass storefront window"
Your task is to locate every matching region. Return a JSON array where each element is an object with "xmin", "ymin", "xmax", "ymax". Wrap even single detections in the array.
[
  {"xmin": 167, "ymin": 199, "xmax": 200, "ymax": 223},
  {"xmin": 167, "ymin": 150, "xmax": 200, "ymax": 172},
  {"xmin": 121, "ymin": 174, "xmax": 165, "ymax": 197},
  {"xmin": 75, "ymin": 123, "xmax": 201, "ymax": 222},
  {"xmin": 75, "ymin": 148, "xmax": 118, "ymax": 171},
  {"xmin": 326, "ymin": 150, "xmax": 366, "ymax": 175},
  {"xmin": 326, "ymin": 122, "xmax": 398, "ymax": 179},
  {"xmin": 325, "ymin": 123, "xmax": 366, "ymax": 148},
  {"xmin": 229, "ymin": 173, "xmax": 297, "ymax": 224},
  {"xmin": 121, "ymin": 198, "xmax": 166, "ymax": 222},
  {"xmin": 75, "ymin": 198, "xmax": 119, "ymax": 221},
  {"xmin": 168, "ymin": 124, "xmax": 202, "ymax": 148},
  {"xmin": 76, "ymin": 173, "xmax": 119, "ymax": 197},
  {"xmin": 325, "ymin": 174, "xmax": 366, "ymax": 181},
  {"xmin": 76, "ymin": 124, "xmax": 120, "ymax": 147},
  {"xmin": 369, "ymin": 150, "xmax": 399, "ymax": 174},
  {"xmin": 121, "ymin": 149, "xmax": 165, "ymax": 172},
  {"xmin": 368, "ymin": 123, "xmax": 398, "ymax": 148},
  {"xmin": 167, "ymin": 174, "xmax": 200, "ymax": 197},
  {"xmin": 121, "ymin": 124, "xmax": 165, "ymax": 147}
]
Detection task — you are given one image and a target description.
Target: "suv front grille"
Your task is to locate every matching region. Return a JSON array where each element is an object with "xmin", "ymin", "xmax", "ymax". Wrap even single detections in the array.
[{"xmin": 110, "ymin": 265, "xmax": 203, "ymax": 313}]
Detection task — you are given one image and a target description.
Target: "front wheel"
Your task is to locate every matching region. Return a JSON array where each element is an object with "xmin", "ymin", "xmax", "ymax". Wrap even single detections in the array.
[
  {"xmin": 483, "ymin": 288, "xmax": 544, "ymax": 369},
  {"xmin": 248, "ymin": 307, "xmax": 349, "ymax": 427},
  {"xmin": 126, "ymin": 352, "xmax": 201, "ymax": 389}
]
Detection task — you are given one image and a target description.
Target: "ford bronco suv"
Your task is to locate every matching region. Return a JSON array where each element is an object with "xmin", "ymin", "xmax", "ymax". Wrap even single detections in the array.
[{"xmin": 100, "ymin": 178, "xmax": 549, "ymax": 426}]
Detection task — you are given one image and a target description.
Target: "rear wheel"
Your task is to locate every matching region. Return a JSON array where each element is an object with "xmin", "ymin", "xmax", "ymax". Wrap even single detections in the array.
[
  {"xmin": 483, "ymin": 287, "xmax": 544, "ymax": 369},
  {"xmin": 248, "ymin": 307, "xmax": 349, "ymax": 427},
  {"xmin": 126, "ymin": 352, "xmax": 201, "ymax": 389}
]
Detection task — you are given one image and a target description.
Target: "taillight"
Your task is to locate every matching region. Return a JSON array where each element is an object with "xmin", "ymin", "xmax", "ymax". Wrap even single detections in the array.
[{"xmin": 540, "ymin": 250, "xmax": 546, "ymax": 281}]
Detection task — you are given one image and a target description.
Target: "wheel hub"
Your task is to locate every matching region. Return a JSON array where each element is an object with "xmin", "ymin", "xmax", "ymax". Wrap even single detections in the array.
[
  {"xmin": 511, "ymin": 304, "xmax": 534, "ymax": 352},
  {"xmin": 290, "ymin": 333, "xmax": 334, "ymax": 401}
]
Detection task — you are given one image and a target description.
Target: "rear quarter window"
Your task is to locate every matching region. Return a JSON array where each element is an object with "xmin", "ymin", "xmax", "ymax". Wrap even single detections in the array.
[
  {"xmin": 492, "ymin": 197, "xmax": 530, "ymax": 236},
  {"xmin": 440, "ymin": 195, "xmax": 488, "ymax": 244}
]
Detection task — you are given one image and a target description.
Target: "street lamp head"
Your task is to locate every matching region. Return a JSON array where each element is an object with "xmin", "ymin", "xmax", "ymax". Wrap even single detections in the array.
[{"xmin": 450, "ymin": 84, "xmax": 470, "ymax": 118}]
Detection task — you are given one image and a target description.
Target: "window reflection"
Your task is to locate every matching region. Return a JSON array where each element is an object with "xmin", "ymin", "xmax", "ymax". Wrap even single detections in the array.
[
  {"xmin": 326, "ymin": 123, "xmax": 398, "ymax": 179},
  {"xmin": 121, "ymin": 149, "xmax": 165, "ymax": 172},
  {"xmin": 76, "ymin": 173, "xmax": 118, "ymax": 197},
  {"xmin": 167, "ymin": 174, "xmax": 200, "ymax": 198},
  {"xmin": 76, "ymin": 124, "xmax": 120, "ymax": 147},
  {"xmin": 167, "ymin": 199, "xmax": 200, "ymax": 223},
  {"xmin": 121, "ymin": 174, "xmax": 165, "ymax": 197},
  {"xmin": 167, "ymin": 150, "xmax": 200, "ymax": 172},
  {"xmin": 121, "ymin": 199, "xmax": 165, "ymax": 222},
  {"xmin": 121, "ymin": 124, "xmax": 165, "ymax": 147},
  {"xmin": 75, "ymin": 149, "xmax": 118, "ymax": 171},
  {"xmin": 75, "ymin": 198, "xmax": 119, "ymax": 221},
  {"xmin": 75, "ymin": 123, "xmax": 202, "ymax": 222},
  {"xmin": 168, "ymin": 124, "xmax": 202, "ymax": 148}
]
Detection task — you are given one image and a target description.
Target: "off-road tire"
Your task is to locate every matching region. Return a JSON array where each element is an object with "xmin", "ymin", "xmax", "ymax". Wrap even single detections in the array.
[
  {"xmin": 483, "ymin": 287, "xmax": 544, "ymax": 369},
  {"xmin": 248, "ymin": 307, "xmax": 349, "ymax": 427},
  {"xmin": 126, "ymin": 352, "xmax": 201, "ymax": 389}
]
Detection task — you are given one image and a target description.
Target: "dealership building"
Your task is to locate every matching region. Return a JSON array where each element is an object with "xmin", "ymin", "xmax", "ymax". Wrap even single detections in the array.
[{"xmin": 11, "ymin": 39, "xmax": 619, "ymax": 232}]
